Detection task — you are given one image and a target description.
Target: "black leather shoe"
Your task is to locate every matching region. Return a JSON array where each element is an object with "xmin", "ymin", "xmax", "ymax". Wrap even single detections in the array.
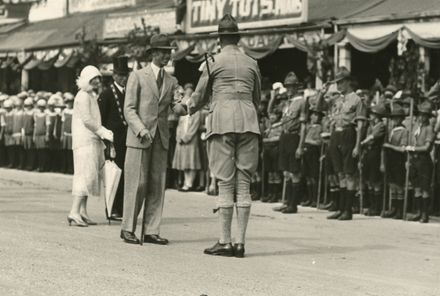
[
  {"xmin": 144, "ymin": 234, "xmax": 169, "ymax": 245},
  {"xmin": 327, "ymin": 211, "xmax": 342, "ymax": 219},
  {"xmin": 234, "ymin": 244, "xmax": 245, "ymax": 258},
  {"xmin": 204, "ymin": 241, "xmax": 234, "ymax": 257},
  {"xmin": 120, "ymin": 230, "xmax": 140, "ymax": 244},
  {"xmin": 110, "ymin": 213, "xmax": 123, "ymax": 221},
  {"xmin": 281, "ymin": 205, "xmax": 297, "ymax": 214},
  {"xmin": 338, "ymin": 210, "xmax": 353, "ymax": 221}
]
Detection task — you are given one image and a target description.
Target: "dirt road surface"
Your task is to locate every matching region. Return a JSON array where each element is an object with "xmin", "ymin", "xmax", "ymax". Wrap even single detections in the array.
[{"xmin": 0, "ymin": 169, "xmax": 439, "ymax": 296}]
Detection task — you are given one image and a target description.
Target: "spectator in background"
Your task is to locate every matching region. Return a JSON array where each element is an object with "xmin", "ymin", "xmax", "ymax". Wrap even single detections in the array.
[{"xmin": 173, "ymin": 83, "xmax": 202, "ymax": 191}]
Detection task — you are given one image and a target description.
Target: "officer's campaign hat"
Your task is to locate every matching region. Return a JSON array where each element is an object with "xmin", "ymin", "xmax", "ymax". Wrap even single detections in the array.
[
  {"xmin": 211, "ymin": 14, "xmax": 243, "ymax": 36},
  {"xmin": 417, "ymin": 101, "xmax": 434, "ymax": 116},
  {"xmin": 389, "ymin": 104, "xmax": 406, "ymax": 117},
  {"xmin": 370, "ymin": 103, "xmax": 387, "ymax": 117},
  {"xmin": 330, "ymin": 67, "xmax": 351, "ymax": 83}
]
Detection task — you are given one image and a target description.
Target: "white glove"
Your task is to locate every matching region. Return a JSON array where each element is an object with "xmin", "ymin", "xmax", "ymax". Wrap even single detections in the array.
[{"xmin": 97, "ymin": 127, "xmax": 114, "ymax": 142}]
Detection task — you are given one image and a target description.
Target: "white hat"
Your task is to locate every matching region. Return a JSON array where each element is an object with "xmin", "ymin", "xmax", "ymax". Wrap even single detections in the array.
[
  {"xmin": 10, "ymin": 96, "xmax": 22, "ymax": 106},
  {"xmin": 76, "ymin": 65, "xmax": 102, "ymax": 91},
  {"xmin": 3, "ymin": 99, "xmax": 13, "ymax": 108},
  {"xmin": 48, "ymin": 94, "xmax": 62, "ymax": 106},
  {"xmin": 37, "ymin": 99, "xmax": 47, "ymax": 107},
  {"xmin": 17, "ymin": 91, "xmax": 28, "ymax": 99},
  {"xmin": 0, "ymin": 94, "xmax": 8, "ymax": 102},
  {"xmin": 24, "ymin": 98, "xmax": 33, "ymax": 106},
  {"xmin": 63, "ymin": 92, "xmax": 74, "ymax": 102}
]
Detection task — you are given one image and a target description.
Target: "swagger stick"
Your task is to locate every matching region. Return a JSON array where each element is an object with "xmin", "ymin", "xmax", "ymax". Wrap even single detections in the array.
[{"xmin": 403, "ymin": 97, "xmax": 414, "ymax": 220}]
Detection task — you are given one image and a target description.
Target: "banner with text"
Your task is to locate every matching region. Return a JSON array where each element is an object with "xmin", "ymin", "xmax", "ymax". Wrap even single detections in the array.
[
  {"xmin": 69, "ymin": 0, "xmax": 135, "ymax": 14},
  {"xmin": 186, "ymin": 0, "xmax": 308, "ymax": 33}
]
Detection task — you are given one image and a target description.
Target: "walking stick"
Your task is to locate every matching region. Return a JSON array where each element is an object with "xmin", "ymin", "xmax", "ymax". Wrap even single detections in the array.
[
  {"xmin": 140, "ymin": 196, "xmax": 148, "ymax": 246},
  {"xmin": 403, "ymin": 98, "xmax": 415, "ymax": 220},
  {"xmin": 317, "ymin": 143, "xmax": 325, "ymax": 209}
]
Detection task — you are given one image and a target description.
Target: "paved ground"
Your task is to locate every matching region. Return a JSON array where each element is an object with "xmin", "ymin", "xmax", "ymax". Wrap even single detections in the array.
[{"xmin": 0, "ymin": 168, "xmax": 439, "ymax": 296}]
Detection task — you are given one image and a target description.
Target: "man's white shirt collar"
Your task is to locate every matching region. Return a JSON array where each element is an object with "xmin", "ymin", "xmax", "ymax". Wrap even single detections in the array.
[
  {"xmin": 150, "ymin": 62, "xmax": 162, "ymax": 80},
  {"xmin": 114, "ymin": 81, "xmax": 124, "ymax": 93}
]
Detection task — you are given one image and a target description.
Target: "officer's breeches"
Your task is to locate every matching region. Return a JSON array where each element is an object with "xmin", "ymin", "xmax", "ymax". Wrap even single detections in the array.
[{"xmin": 207, "ymin": 132, "xmax": 259, "ymax": 208}]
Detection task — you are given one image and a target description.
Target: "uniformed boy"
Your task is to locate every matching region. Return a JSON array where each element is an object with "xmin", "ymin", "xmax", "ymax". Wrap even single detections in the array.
[
  {"xmin": 11, "ymin": 96, "xmax": 25, "ymax": 169},
  {"xmin": 0, "ymin": 95, "xmax": 8, "ymax": 167},
  {"xmin": 262, "ymin": 109, "xmax": 283, "ymax": 203},
  {"xmin": 382, "ymin": 104, "xmax": 408, "ymax": 219},
  {"xmin": 301, "ymin": 105, "xmax": 324, "ymax": 207},
  {"xmin": 360, "ymin": 103, "xmax": 387, "ymax": 216},
  {"xmin": 405, "ymin": 101, "xmax": 435, "ymax": 223},
  {"xmin": 45, "ymin": 96, "xmax": 58, "ymax": 172}
]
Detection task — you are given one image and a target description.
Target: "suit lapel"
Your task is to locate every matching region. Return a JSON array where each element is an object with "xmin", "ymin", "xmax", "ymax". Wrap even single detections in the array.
[
  {"xmin": 145, "ymin": 64, "xmax": 160, "ymax": 99},
  {"xmin": 159, "ymin": 71, "xmax": 172, "ymax": 103}
]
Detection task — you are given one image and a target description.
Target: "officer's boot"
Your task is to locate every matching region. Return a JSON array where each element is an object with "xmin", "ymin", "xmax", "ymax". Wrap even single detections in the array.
[
  {"xmin": 420, "ymin": 198, "xmax": 430, "ymax": 224},
  {"xmin": 392, "ymin": 200, "xmax": 403, "ymax": 220},
  {"xmin": 408, "ymin": 197, "xmax": 422, "ymax": 221},
  {"xmin": 339, "ymin": 190, "xmax": 354, "ymax": 221},
  {"xmin": 328, "ymin": 188, "xmax": 345, "ymax": 219},
  {"xmin": 282, "ymin": 181, "xmax": 298, "ymax": 214}
]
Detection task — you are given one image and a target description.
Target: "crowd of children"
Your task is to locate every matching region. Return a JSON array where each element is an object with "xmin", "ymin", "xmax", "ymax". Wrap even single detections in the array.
[{"xmin": 0, "ymin": 90, "xmax": 74, "ymax": 174}]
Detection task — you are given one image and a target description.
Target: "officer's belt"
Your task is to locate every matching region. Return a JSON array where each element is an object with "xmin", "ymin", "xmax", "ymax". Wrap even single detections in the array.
[{"xmin": 212, "ymin": 92, "xmax": 253, "ymax": 101}]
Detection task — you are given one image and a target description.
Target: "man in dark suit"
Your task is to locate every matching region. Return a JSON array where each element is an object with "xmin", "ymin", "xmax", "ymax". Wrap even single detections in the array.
[{"xmin": 98, "ymin": 56, "xmax": 130, "ymax": 221}]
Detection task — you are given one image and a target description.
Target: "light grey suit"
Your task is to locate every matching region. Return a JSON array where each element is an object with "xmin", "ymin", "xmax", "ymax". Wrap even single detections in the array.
[{"xmin": 122, "ymin": 64, "xmax": 180, "ymax": 234}]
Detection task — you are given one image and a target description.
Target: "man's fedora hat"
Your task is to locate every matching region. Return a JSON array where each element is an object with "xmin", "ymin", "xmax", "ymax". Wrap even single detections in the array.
[
  {"xmin": 417, "ymin": 101, "xmax": 434, "ymax": 116},
  {"xmin": 330, "ymin": 67, "xmax": 351, "ymax": 83},
  {"xmin": 146, "ymin": 34, "xmax": 176, "ymax": 53},
  {"xmin": 112, "ymin": 56, "xmax": 131, "ymax": 75},
  {"xmin": 210, "ymin": 14, "xmax": 244, "ymax": 36}
]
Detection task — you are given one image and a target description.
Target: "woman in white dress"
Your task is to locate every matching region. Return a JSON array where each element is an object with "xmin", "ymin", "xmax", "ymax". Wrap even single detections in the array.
[{"xmin": 68, "ymin": 66, "xmax": 114, "ymax": 227}]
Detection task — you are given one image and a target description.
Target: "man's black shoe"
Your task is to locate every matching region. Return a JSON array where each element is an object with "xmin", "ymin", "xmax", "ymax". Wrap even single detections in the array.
[
  {"xmin": 204, "ymin": 242, "xmax": 234, "ymax": 257},
  {"xmin": 120, "ymin": 230, "xmax": 140, "ymax": 244},
  {"xmin": 110, "ymin": 213, "xmax": 122, "ymax": 221},
  {"xmin": 144, "ymin": 234, "xmax": 169, "ymax": 245},
  {"xmin": 233, "ymin": 244, "xmax": 245, "ymax": 258}
]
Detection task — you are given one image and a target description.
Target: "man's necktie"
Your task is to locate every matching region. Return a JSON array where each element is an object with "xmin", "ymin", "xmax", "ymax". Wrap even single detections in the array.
[{"xmin": 156, "ymin": 68, "xmax": 163, "ymax": 93}]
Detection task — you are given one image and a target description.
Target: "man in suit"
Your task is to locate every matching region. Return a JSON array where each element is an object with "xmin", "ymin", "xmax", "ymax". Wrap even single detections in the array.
[
  {"xmin": 187, "ymin": 14, "xmax": 261, "ymax": 258},
  {"xmin": 98, "ymin": 56, "xmax": 130, "ymax": 221},
  {"xmin": 120, "ymin": 34, "xmax": 186, "ymax": 245}
]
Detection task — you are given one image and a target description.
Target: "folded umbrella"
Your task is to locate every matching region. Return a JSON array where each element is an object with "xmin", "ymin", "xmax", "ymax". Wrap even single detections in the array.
[{"xmin": 103, "ymin": 159, "xmax": 122, "ymax": 218}]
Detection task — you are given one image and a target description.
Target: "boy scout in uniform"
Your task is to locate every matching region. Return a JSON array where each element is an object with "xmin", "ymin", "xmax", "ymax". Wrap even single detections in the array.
[
  {"xmin": 405, "ymin": 101, "xmax": 435, "ymax": 223},
  {"xmin": 360, "ymin": 103, "xmax": 387, "ymax": 216},
  {"xmin": 2, "ymin": 99, "xmax": 14, "ymax": 167},
  {"xmin": 187, "ymin": 14, "xmax": 261, "ymax": 258},
  {"xmin": 46, "ymin": 96, "xmax": 58, "ymax": 172},
  {"xmin": 382, "ymin": 104, "xmax": 408, "ymax": 219},
  {"xmin": 278, "ymin": 73, "xmax": 307, "ymax": 214},
  {"xmin": 318, "ymin": 67, "xmax": 368, "ymax": 221},
  {"xmin": 11, "ymin": 96, "xmax": 25, "ymax": 169}
]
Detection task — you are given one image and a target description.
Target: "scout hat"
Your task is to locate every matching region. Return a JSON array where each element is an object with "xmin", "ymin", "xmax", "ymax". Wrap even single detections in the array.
[
  {"xmin": 384, "ymin": 85, "xmax": 397, "ymax": 96},
  {"xmin": 330, "ymin": 67, "xmax": 351, "ymax": 83},
  {"xmin": 17, "ymin": 91, "xmax": 28, "ymax": 99},
  {"xmin": 417, "ymin": 101, "xmax": 433, "ymax": 116},
  {"xmin": 146, "ymin": 34, "xmax": 176, "ymax": 53},
  {"xmin": 284, "ymin": 72, "xmax": 300, "ymax": 86},
  {"xmin": 370, "ymin": 103, "xmax": 387, "ymax": 117},
  {"xmin": 211, "ymin": 14, "xmax": 243, "ymax": 36},
  {"xmin": 112, "ymin": 56, "xmax": 131, "ymax": 75},
  {"xmin": 389, "ymin": 104, "xmax": 406, "ymax": 117}
]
